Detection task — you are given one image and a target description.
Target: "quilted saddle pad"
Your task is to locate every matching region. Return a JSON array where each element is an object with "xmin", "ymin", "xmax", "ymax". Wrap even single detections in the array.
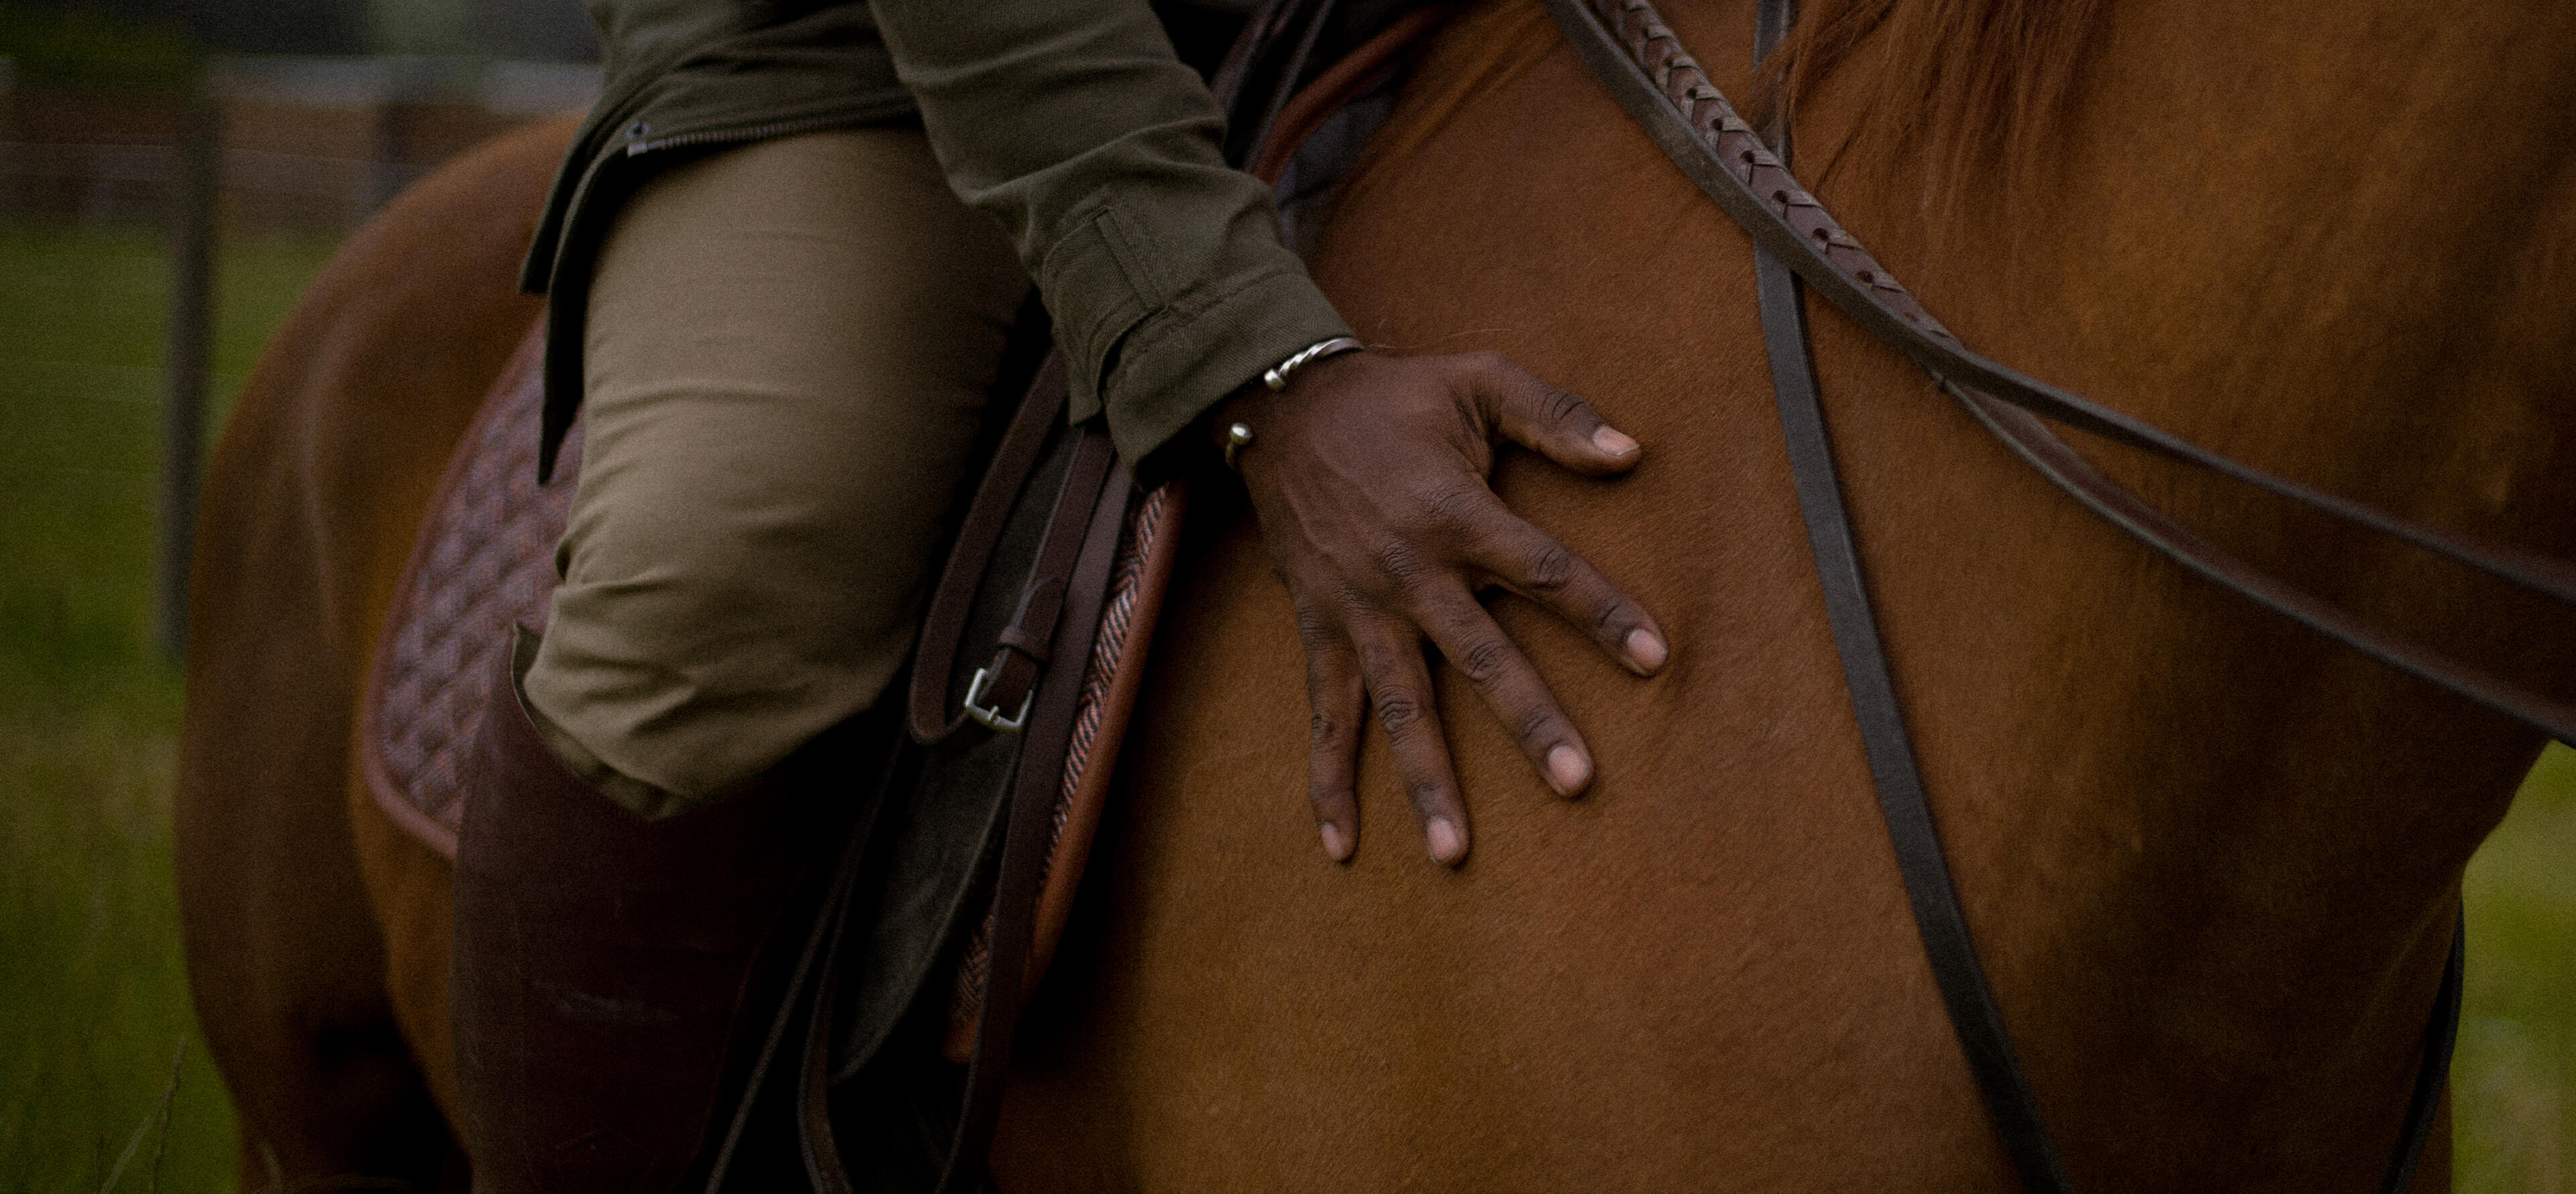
[{"xmin": 361, "ymin": 320, "xmax": 580, "ymax": 858}]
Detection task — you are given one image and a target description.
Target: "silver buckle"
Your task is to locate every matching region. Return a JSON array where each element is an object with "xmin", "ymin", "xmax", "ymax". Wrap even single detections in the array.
[{"xmin": 963, "ymin": 665, "xmax": 1032, "ymax": 733}]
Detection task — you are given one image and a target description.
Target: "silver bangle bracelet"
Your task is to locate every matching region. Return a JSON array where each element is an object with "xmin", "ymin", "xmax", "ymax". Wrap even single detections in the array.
[
  {"xmin": 1226, "ymin": 336, "xmax": 1364, "ymax": 474},
  {"xmin": 1221, "ymin": 421, "xmax": 1254, "ymax": 472},
  {"xmin": 1262, "ymin": 335, "xmax": 1364, "ymax": 392}
]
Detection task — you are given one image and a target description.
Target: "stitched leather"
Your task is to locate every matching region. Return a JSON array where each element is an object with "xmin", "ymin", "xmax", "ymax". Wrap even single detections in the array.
[
  {"xmin": 1549, "ymin": 0, "xmax": 2476, "ymax": 1187},
  {"xmin": 1556, "ymin": 0, "xmax": 2576, "ymax": 744},
  {"xmin": 361, "ymin": 319, "xmax": 580, "ymax": 861},
  {"xmin": 929, "ymin": 447, "xmax": 1128, "ymax": 1194},
  {"xmin": 1742, "ymin": 3, "xmax": 2068, "ymax": 1184},
  {"xmin": 941, "ymin": 477, "xmax": 1177, "ymax": 1060},
  {"xmin": 1032, "ymin": 480, "xmax": 1183, "ymax": 986}
]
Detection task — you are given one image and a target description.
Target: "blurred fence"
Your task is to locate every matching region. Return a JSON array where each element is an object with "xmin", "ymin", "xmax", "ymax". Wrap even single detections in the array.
[
  {"xmin": 1, "ymin": 53, "xmax": 594, "ymax": 655},
  {"xmin": 0, "ymin": 54, "xmax": 598, "ymax": 233}
]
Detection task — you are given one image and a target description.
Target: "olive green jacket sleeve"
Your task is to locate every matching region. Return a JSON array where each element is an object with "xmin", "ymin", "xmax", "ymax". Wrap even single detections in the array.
[{"xmin": 871, "ymin": 1, "xmax": 1354, "ymax": 463}]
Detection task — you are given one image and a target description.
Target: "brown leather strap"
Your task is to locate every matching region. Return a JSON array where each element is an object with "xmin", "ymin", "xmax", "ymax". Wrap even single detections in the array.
[
  {"xmin": 930, "ymin": 455, "xmax": 1130, "ymax": 1194},
  {"xmin": 1739, "ymin": 7, "xmax": 2069, "ymax": 1186},
  {"xmin": 910, "ymin": 353, "xmax": 1072, "ymax": 743},
  {"xmin": 1026, "ymin": 480, "xmax": 1187, "ymax": 997},
  {"xmin": 1548, "ymin": 0, "xmax": 2576, "ymax": 747},
  {"xmin": 958, "ymin": 430, "xmax": 1120, "ymax": 735},
  {"xmin": 1562, "ymin": 0, "xmax": 2475, "ymax": 1187}
]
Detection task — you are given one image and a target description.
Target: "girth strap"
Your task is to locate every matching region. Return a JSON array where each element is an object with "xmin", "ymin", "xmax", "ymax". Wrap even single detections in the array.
[{"xmin": 1545, "ymin": 0, "xmax": 2474, "ymax": 1186}]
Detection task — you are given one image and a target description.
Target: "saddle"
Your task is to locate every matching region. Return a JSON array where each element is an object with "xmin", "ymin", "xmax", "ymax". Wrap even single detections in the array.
[
  {"xmin": 360, "ymin": 3, "xmax": 1456, "ymax": 1188},
  {"xmin": 358, "ymin": 314, "xmax": 1176, "ymax": 1049}
]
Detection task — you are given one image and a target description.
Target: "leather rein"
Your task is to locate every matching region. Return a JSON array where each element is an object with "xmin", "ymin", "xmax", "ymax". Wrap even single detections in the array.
[{"xmin": 1536, "ymin": 0, "xmax": 2564, "ymax": 1187}]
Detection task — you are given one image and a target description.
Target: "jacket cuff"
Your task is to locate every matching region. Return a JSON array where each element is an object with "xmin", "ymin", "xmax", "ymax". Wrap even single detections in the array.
[
  {"xmin": 1044, "ymin": 201, "xmax": 1353, "ymax": 464},
  {"xmin": 1092, "ymin": 267, "xmax": 1353, "ymax": 465}
]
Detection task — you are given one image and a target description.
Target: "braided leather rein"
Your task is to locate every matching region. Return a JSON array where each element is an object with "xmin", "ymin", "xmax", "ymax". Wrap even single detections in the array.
[
  {"xmin": 1539, "ymin": 0, "xmax": 2512, "ymax": 1187},
  {"xmin": 1551, "ymin": 0, "xmax": 2576, "ymax": 745}
]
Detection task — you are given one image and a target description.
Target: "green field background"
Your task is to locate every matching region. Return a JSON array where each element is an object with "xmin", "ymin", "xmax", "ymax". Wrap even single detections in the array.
[{"xmin": 0, "ymin": 221, "xmax": 2568, "ymax": 1191}]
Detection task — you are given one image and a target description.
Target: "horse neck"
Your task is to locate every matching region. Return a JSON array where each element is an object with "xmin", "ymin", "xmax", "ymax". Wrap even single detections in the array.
[{"xmin": 1767, "ymin": 0, "xmax": 2576, "ymax": 1163}]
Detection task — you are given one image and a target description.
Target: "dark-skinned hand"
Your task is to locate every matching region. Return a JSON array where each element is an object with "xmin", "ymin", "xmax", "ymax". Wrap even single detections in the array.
[{"xmin": 1216, "ymin": 349, "xmax": 1668, "ymax": 867}]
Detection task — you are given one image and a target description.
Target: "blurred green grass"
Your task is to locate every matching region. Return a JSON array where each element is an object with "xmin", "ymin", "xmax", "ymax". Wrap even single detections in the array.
[
  {"xmin": 2461, "ymin": 747, "xmax": 2576, "ymax": 1191},
  {"xmin": 1, "ymin": 221, "xmax": 337, "ymax": 1193},
  {"xmin": 0, "ymin": 218, "xmax": 2568, "ymax": 1192}
]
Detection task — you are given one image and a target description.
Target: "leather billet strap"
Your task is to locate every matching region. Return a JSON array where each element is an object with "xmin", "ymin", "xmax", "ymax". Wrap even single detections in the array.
[
  {"xmin": 1547, "ymin": 0, "xmax": 2576, "ymax": 748},
  {"xmin": 907, "ymin": 349, "xmax": 1121, "ymax": 745},
  {"xmin": 1566, "ymin": 0, "xmax": 2469, "ymax": 1187},
  {"xmin": 910, "ymin": 351, "xmax": 1071, "ymax": 743},
  {"xmin": 929, "ymin": 457, "xmax": 1130, "ymax": 1194},
  {"xmin": 961, "ymin": 431, "xmax": 1120, "ymax": 735}
]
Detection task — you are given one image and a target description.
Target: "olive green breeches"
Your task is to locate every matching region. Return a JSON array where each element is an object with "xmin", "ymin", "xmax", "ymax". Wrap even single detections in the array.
[{"xmin": 524, "ymin": 127, "xmax": 1032, "ymax": 817}]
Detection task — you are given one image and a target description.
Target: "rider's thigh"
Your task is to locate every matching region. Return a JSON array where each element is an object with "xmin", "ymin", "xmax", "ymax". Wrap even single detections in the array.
[{"xmin": 524, "ymin": 126, "xmax": 1031, "ymax": 816}]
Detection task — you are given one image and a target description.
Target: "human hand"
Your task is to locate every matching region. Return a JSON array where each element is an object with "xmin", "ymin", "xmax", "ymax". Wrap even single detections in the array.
[{"xmin": 1217, "ymin": 349, "xmax": 1668, "ymax": 867}]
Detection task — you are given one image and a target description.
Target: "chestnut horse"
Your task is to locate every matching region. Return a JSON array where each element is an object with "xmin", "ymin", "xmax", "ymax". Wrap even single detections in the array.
[{"xmin": 176, "ymin": 0, "xmax": 2576, "ymax": 1188}]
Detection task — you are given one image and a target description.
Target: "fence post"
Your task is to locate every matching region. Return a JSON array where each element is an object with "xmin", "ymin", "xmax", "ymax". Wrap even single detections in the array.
[{"xmin": 159, "ymin": 76, "xmax": 217, "ymax": 663}]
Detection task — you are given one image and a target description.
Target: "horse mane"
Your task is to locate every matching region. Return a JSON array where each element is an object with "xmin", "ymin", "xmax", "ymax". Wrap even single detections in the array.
[{"xmin": 1755, "ymin": 0, "xmax": 2108, "ymax": 199}]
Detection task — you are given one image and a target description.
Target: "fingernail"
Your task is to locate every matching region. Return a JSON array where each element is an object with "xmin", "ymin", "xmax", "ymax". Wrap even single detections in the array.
[
  {"xmin": 1426, "ymin": 817, "xmax": 1465, "ymax": 865},
  {"xmin": 1546, "ymin": 744, "xmax": 1591, "ymax": 796},
  {"xmin": 1626, "ymin": 628, "xmax": 1668, "ymax": 672},
  {"xmin": 1320, "ymin": 822, "xmax": 1351, "ymax": 862},
  {"xmin": 1593, "ymin": 427, "xmax": 1640, "ymax": 456}
]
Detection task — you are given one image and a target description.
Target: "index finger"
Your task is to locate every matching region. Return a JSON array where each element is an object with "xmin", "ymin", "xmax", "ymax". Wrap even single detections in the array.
[{"xmin": 1460, "ymin": 352, "xmax": 1641, "ymax": 478}]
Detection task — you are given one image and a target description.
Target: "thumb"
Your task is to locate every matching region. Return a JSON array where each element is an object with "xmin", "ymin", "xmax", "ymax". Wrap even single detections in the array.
[{"xmin": 1466, "ymin": 353, "xmax": 1641, "ymax": 477}]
